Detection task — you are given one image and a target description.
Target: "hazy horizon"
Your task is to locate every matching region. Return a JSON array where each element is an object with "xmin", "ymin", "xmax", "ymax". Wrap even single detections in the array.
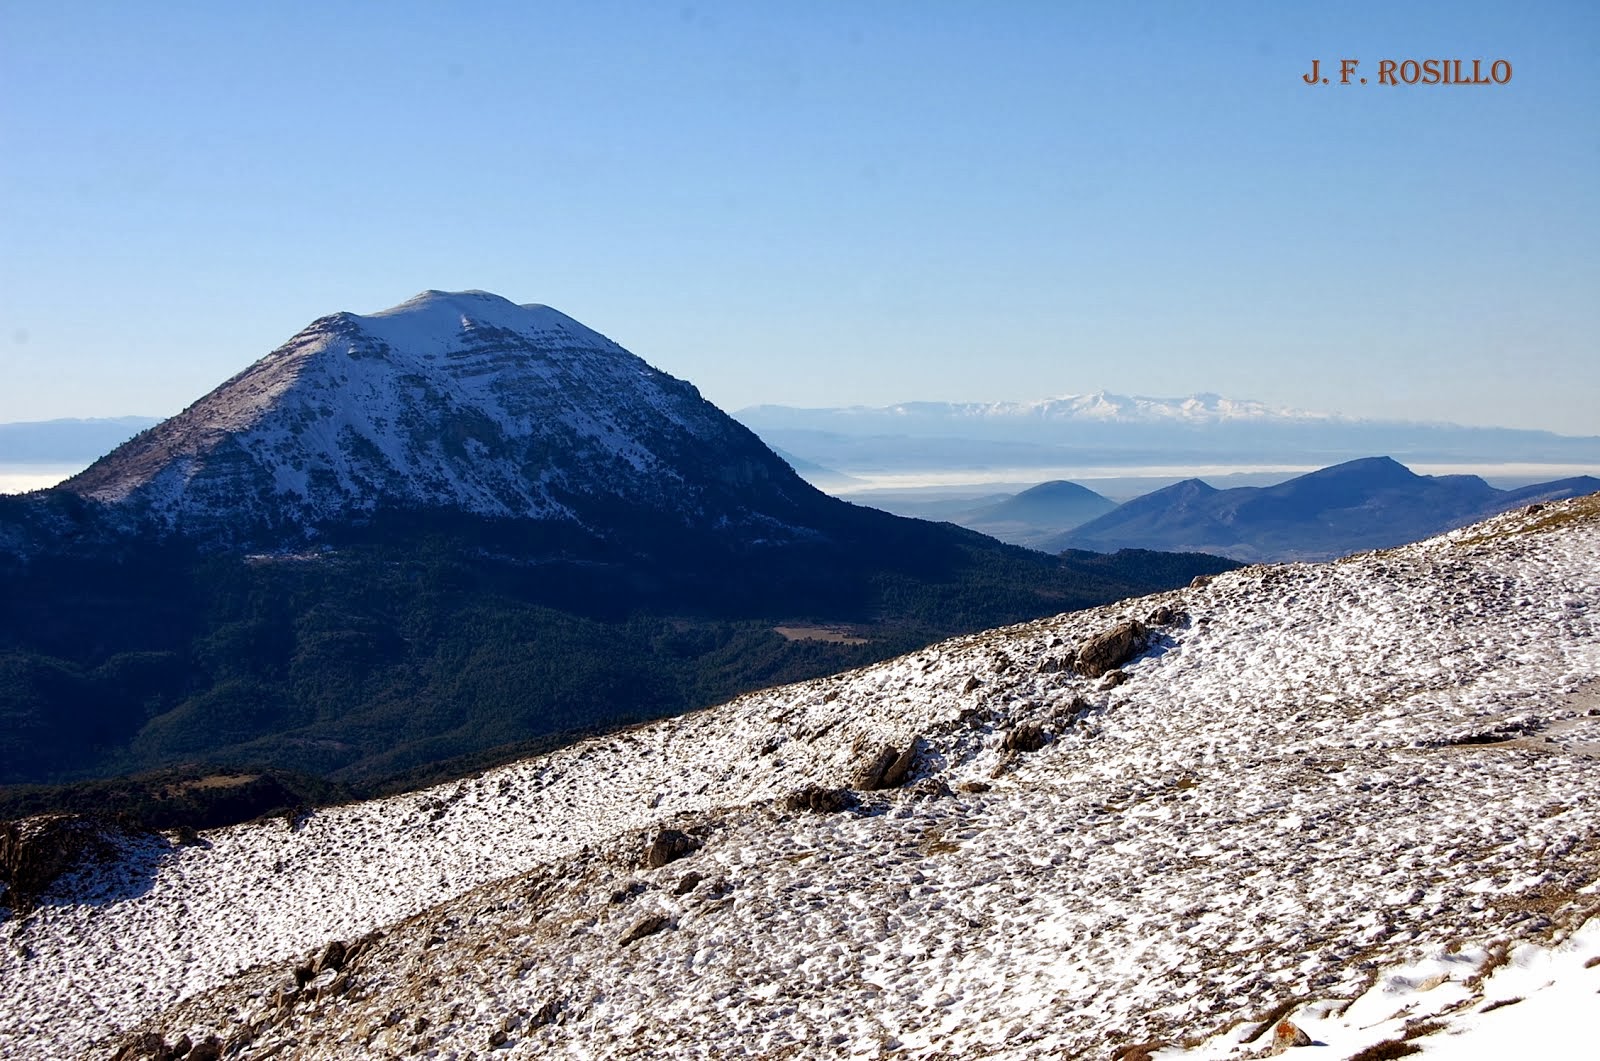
[
  {"xmin": 9, "ymin": 455, "xmax": 1598, "ymax": 504},
  {"xmin": 3, "ymin": 378, "xmax": 1600, "ymax": 439}
]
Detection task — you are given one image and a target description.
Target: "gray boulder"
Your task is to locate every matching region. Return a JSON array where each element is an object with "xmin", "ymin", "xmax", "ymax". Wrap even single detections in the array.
[
  {"xmin": 1075, "ymin": 620, "xmax": 1148, "ymax": 678},
  {"xmin": 853, "ymin": 741, "xmax": 918, "ymax": 790}
]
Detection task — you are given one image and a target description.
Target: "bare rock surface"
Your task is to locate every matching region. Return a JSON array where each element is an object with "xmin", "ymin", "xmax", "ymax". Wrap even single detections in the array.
[
  {"xmin": 644, "ymin": 829, "xmax": 699, "ymax": 869},
  {"xmin": 1075, "ymin": 619, "xmax": 1149, "ymax": 677},
  {"xmin": 852, "ymin": 741, "xmax": 919, "ymax": 790},
  {"xmin": 0, "ymin": 815, "xmax": 132, "ymax": 913}
]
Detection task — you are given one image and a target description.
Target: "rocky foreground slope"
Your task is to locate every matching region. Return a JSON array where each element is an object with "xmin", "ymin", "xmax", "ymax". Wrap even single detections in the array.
[{"xmin": 4, "ymin": 497, "xmax": 1600, "ymax": 1059}]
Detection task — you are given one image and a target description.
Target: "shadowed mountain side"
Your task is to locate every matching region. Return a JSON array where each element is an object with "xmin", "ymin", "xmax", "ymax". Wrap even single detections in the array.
[
  {"xmin": 0, "ymin": 292, "xmax": 1241, "ymax": 790},
  {"xmin": 0, "ymin": 498, "xmax": 1239, "ymax": 788}
]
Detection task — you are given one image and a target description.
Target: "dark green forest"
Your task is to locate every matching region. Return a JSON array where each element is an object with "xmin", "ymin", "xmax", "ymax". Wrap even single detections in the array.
[{"xmin": 0, "ymin": 499, "xmax": 1235, "ymax": 825}]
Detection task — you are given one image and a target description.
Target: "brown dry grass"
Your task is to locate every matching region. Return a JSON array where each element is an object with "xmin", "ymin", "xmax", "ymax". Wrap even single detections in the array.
[
  {"xmin": 1465, "ymin": 941, "xmax": 1513, "ymax": 988},
  {"xmin": 167, "ymin": 773, "xmax": 262, "ymax": 793},
  {"xmin": 1346, "ymin": 1039, "xmax": 1420, "ymax": 1061},
  {"xmin": 772, "ymin": 625, "xmax": 870, "ymax": 645},
  {"xmin": 918, "ymin": 826, "xmax": 961, "ymax": 856},
  {"xmin": 1496, "ymin": 883, "xmax": 1582, "ymax": 917},
  {"xmin": 1400, "ymin": 1019, "xmax": 1446, "ymax": 1041},
  {"xmin": 1478, "ymin": 996, "xmax": 1523, "ymax": 1014},
  {"xmin": 1456, "ymin": 493, "xmax": 1600, "ymax": 547},
  {"xmin": 1111, "ymin": 1042, "xmax": 1168, "ymax": 1061}
]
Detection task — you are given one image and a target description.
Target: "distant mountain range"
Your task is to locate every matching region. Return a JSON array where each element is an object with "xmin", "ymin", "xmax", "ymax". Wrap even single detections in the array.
[
  {"xmin": 15, "ymin": 389, "xmax": 1599, "ymax": 493},
  {"xmin": 1045, "ymin": 456, "xmax": 1600, "ymax": 561},
  {"xmin": 735, "ymin": 394, "xmax": 1600, "ymax": 477},
  {"xmin": 0, "ymin": 416, "xmax": 160, "ymax": 465},
  {"xmin": 19, "ymin": 389, "xmax": 1598, "ymax": 496},
  {"xmin": 864, "ymin": 458, "xmax": 1600, "ymax": 560}
]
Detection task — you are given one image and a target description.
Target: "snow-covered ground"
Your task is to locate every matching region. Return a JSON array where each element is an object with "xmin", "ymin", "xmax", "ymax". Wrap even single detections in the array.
[
  {"xmin": 1164, "ymin": 917, "xmax": 1600, "ymax": 1059},
  {"xmin": 3, "ymin": 496, "xmax": 1599, "ymax": 1059}
]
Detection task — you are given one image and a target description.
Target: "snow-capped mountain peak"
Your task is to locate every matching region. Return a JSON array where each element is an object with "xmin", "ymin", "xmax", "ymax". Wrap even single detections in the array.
[
  {"xmin": 57, "ymin": 291, "xmax": 812, "ymax": 542},
  {"xmin": 944, "ymin": 390, "xmax": 1337, "ymax": 425},
  {"xmin": 763, "ymin": 391, "xmax": 1340, "ymax": 428},
  {"xmin": 355, "ymin": 290, "xmax": 608, "ymax": 352}
]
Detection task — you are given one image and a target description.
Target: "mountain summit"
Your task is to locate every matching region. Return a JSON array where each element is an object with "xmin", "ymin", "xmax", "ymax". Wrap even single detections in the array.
[{"xmin": 61, "ymin": 291, "xmax": 811, "ymax": 541}]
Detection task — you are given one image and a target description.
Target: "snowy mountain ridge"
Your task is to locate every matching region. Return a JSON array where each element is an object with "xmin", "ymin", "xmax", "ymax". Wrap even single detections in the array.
[
  {"xmin": 784, "ymin": 391, "xmax": 1341, "ymax": 426},
  {"xmin": 4, "ymin": 493, "xmax": 1599, "ymax": 1058},
  {"xmin": 59, "ymin": 291, "xmax": 809, "ymax": 540},
  {"xmin": 734, "ymin": 394, "xmax": 1600, "ymax": 481}
]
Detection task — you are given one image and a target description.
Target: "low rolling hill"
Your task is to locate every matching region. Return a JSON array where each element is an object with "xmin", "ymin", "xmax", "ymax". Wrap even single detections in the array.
[{"xmin": 952, "ymin": 479, "xmax": 1116, "ymax": 548}]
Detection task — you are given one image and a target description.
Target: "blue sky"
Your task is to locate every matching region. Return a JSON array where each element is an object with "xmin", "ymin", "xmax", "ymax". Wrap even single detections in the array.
[{"xmin": 2, "ymin": 2, "xmax": 1595, "ymax": 433}]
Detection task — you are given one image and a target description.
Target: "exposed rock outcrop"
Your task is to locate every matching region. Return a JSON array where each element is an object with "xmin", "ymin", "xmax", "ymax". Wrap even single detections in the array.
[
  {"xmin": 1075, "ymin": 620, "xmax": 1149, "ymax": 678},
  {"xmin": 853, "ymin": 741, "xmax": 919, "ymax": 790},
  {"xmin": 312, "ymin": 940, "xmax": 346, "ymax": 975},
  {"xmin": 0, "ymin": 815, "xmax": 122, "ymax": 912},
  {"xmin": 644, "ymin": 829, "xmax": 700, "ymax": 869},
  {"xmin": 618, "ymin": 913, "xmax": 671, "ymax": 947},
  {"xmin": 1001, "ymin": 723, "xmax": 1048, "ymax": 753},
  {"xmin": 1272, "ymin": 1019, "xmax": 1313, "ymax": 1051},
  {"xmin": 784, "ymin": 785, "xmax": 857, "ymax": 813}
]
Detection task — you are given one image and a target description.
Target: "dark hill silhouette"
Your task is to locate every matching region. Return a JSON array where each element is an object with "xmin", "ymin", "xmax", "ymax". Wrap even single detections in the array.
[
  {"xmin": 954, "ymin": 480, "xmax": 1116, "ymax": 548},
  {"xmin": 1045, "ymin": 457, "xmax": 1600, "ymax": 561},
  {"xmin": 968, "ymin": 480, "xmax": 1115, "ymax": 525}
]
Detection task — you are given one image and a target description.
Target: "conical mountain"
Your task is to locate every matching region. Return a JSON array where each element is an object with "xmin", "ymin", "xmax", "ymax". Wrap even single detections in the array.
[
  {"xmin": 954, "ymin": 480, "xmax": 1116, "ymax": 548},
  {"xmin": 61, "ymin": 290, "xmax": 816, "ymax": 542},
  {"xmin": 967, "ymin": 480, "xmax": 1115, "ymax": 525}
]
